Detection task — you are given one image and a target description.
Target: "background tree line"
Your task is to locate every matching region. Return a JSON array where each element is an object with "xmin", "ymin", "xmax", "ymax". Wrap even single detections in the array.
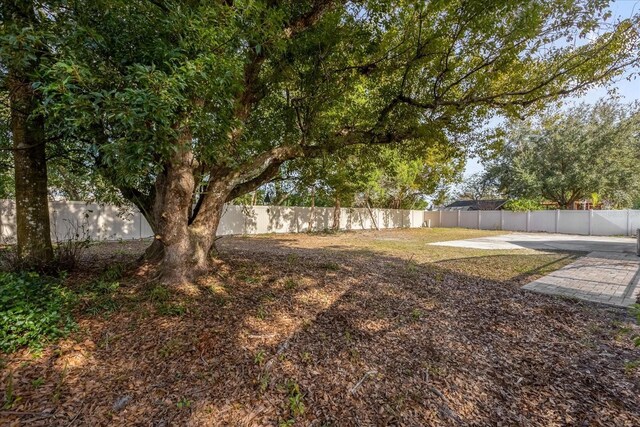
[{"xmin": 463, "ymin": 100, "xmax": 640, "ymax": 210}]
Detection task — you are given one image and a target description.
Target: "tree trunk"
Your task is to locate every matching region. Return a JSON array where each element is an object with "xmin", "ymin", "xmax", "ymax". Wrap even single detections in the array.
[
  {"xmin": 138, "ymin": 138, "xmax": 304, "ymax": 283},
  {"xmin": 9, "ymin": 73, "xmax": 54, "ymax": 268},
  {"xmin": 143, "ymin": 238, "xmax": 165, "ymax": 261},
  {"xmin": 152, "ymin": 129, "xmax": 197, "ymax": 283},
  {"xmin": 150, "ymin": 128, "xmax": 230, "ymax": 283},
  {"xmin": 188, "ymin": 191, "xmax": 227, "ymax": 271},
  {"xmin": 4, "ymin": 0, "xmax": 54, "ymax": 269}
]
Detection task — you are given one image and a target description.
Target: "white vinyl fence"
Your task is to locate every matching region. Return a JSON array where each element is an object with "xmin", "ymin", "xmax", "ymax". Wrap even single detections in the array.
[
  {"xmin": 424, "ymin": 209, "xmax": 640, "ymax": 237},
  {"xmin": 0, "ymin": 200, "xmax": 426, "ymax": 242},
  {"xmin": 2, "ymin": 200, "xmax": 638, "ymax": 242}
]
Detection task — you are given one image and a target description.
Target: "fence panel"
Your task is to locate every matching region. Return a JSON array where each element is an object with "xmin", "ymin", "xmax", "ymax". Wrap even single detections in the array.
[
  {"xmin": 339, "ymin": 208, "xmax": 351, "ymax": 230},
  {"xmin": 312, "ymin": 207, "xmax": 331, "ymax": 231},
  {"xmin": 242, "ymin": 206, "xmax": 265, "ymax": 234},
  {"xmin": 353, "ymin": 208, "xmax": 366, "ymax": 230},
  {"xmin": 440, "ymin": 211, "xmax": 458, "ymax": 228},
  {"xmin": 0, "ymin": 199, "xmax": 16, "ymax": 241},
  {"xmin": 377, "ymin": 209, "xmax": 386, "ymax": 228},
  {"xmin": 409, "ymin": 210, "xmax": 423, "ymax": 228},
  {"xmin": 423, "ymin": 211, "xmax": 440, "ymax": 228},
  {"xmin": 267, "ymin": 206, "xmax": 296, "ymax": 233},
  {"xmin": 629, "ymin": 210, "xmax": 640, "ymax": 236},
  {"xmin": 97, "ymin": 204, "xmax": 141, "ymax": 240},
  {"xmin": 591, "ymin": 210, "xmax": 628, "ymax": 236},
  {"xmin": 459, "ymin": 211, "xmax": 479, "ymax": 229},
  {"xmin": 360, "ymin": 209, "xmax": 372, "ymax": 229},
  {"xmin": 50, "ymin": 202, "xmax": 101, "ymax": 241},
  {"xmin": 502, "ymin": 212, "xmax": 527, "ymax": 231},
  {"xmin": 378, "ymin": 209, "xmax": 389, "ymax": 228},
  {"xmin": 386, "ymin": 209, "xmax": 403, "ymax": 228},
  {"xmin": 479, "ymin": 211, "xmax": 501, "ymax": 230},
  {"xmin": 529, "ymin": 210, "xmax": 556, "ymax": 233},
  {"xmin": 217, "ymin": 205, "xmax": 246, "ymax": 236},
  {"xmin": 557, "ymin": 210, "xmax": 590, "ymax": 235},
  {"xmin": 294, "ymin": 207, "xmax": 313, "ymax": 232}
]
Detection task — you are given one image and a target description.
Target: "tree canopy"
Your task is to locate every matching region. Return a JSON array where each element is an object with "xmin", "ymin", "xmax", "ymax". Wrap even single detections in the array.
[
  {"xmin": 485, "ymin": 100, "xmax": 640, "ymax": 208},
  {"xmin": 259, "ymin": 142, "xmax": 463, "ymax": 210}
]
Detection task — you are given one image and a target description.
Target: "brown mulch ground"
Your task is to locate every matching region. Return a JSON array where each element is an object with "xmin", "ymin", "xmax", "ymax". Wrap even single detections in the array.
[{"xmin": 1, "ymin": 229, "xmax": 639, "ymax": 426}]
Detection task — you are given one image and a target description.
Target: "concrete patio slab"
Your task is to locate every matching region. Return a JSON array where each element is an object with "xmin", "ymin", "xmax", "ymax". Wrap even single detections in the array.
[
  {"xmin": 522, "ymin": 251, "xmax": 640, "ymax": 307},
  {"xmin": 429, "ymin": 232, "xmax": 639, "ymax": 307},
  {"xmin": 429, "ymin": 232, "xmax": 636, "ymax": 253}
]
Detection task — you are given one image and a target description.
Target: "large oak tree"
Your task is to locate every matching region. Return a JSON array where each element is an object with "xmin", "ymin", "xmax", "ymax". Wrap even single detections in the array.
[{"xmin": 39, "ymin": 0, "xmax": 640, "ymax": 282}]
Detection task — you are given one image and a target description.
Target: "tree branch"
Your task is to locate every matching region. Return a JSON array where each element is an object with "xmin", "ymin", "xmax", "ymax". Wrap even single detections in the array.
[{"xmin": 226, "ymin": 162, "xmax": 282, "ymax": 201}]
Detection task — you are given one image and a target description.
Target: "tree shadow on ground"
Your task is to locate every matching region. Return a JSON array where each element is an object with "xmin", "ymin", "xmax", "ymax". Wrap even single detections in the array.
[{"xmin": 1, "ymin": 236, "xmax": 639, "ymax": 426}]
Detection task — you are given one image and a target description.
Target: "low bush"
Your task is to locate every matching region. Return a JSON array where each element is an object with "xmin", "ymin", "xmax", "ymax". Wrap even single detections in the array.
[
  {"xmin": 0, "ymin": 272, "xmax": 76, "ymax": 353},
  {"xmin": 503, "ymin": 198, "xmax": 545, "ymax": 211}
]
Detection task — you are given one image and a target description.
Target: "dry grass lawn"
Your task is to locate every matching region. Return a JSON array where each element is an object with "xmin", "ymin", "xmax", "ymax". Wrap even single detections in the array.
[{"xmin": 1, "ymin": 228, "xmax": 639, "ymax": 426}]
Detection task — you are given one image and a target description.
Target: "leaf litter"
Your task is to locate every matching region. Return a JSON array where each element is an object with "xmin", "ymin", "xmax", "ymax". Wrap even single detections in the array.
[{"xmin": 1, "ymin": 229, "xmax": 638, "ymax": 426}]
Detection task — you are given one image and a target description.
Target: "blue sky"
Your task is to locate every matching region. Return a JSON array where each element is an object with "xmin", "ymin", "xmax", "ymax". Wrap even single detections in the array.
[{"xmin": 463, "ymin": 0, "xmax": 640, "ymax": 178}]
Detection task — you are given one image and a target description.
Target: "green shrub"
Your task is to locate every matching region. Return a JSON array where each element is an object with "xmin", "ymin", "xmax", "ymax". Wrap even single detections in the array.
[
  {"xmin": 503, "ymin": 198, "xmax": 545, "ymax": 211},
  {"xmin": 0, "ymin": 272, "xmax": 76, "ymax": 353}
]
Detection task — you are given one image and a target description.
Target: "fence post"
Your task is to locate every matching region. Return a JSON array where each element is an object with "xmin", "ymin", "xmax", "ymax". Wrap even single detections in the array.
[
  {"xmin": 627, "ymin": 210, "xmax": 630, "ymax": 236},
  {"xmin": 588, "ymin": 209, "xmax": 593, "ymax": 236},
  {"xmin": 477, "ymin": 210, "xmax": 481, "ymax": 229},
  {"xmin": 457, "ymin": 210, "xmax": 461, "ymax": 228},
  {"xmin": 526, "ymin": 210, "xmax": 530, "ymax": 232},
  {"xmin": 439, "ymin": 210, "xmax": 442, "ymax": 227},
  {"xmin": 500, "ymin": 210, "xmax": 504, "ymax": 230},
  {"xmin": 555, "ymin": 209, "xmax": 559, "ymax": 234}
]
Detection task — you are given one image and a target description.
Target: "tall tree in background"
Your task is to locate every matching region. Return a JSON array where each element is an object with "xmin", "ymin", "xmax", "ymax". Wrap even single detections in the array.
[
  {"xmin": 363, "ymin": 145, "xmax": 464, "ymax": 210},
  {"xmin": 40, "ymin": 0, "xmax": 640, "ymax": 282},
  {"xmin": 456, "ymin": 172, "xmax": 502, "ymax": 201},
  {"xmin": 485, "ymin": 101, "xmax": 640, "ymax": 208},
  {"xmin": 1, "ymin": 1, "xmax": 54, "ymax": 266}
]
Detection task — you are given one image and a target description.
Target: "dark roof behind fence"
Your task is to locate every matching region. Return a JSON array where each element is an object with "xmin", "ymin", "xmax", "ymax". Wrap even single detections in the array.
[{"xmin": 444, "ymin": 199, "xmax": 508, "ymax": 210}]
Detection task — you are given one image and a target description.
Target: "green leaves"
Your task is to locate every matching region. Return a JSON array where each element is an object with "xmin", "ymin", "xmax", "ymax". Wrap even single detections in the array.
[
  {"xmin": 486, "ymin": 100, "xmax": 640, "ymax": 208},
  {"xmin": 0, "ymin": 272, "xmax": 77, "ymax": 353},
  {"xmin": 3, "ymin": 0, "xmax": 639, "ymax": 217},
  {"xmin": 503, "ymin": 198, "xmax": 545, "ymax": 211}
]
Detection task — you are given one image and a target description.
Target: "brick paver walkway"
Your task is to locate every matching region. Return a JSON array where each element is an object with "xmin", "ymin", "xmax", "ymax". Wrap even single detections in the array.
[{"xmin": 523, "ymin": 251, "xmax": 640, "ymax": 307}]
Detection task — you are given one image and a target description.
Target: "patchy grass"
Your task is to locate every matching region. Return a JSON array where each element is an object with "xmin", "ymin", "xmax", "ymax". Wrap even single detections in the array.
[
  {"xmin": 250, "ymin": 227, "xmax": 579, "ymax": 282},
  {"xmin": 1, "ymin": 228, "xmax": 639, "ymax": 425}
]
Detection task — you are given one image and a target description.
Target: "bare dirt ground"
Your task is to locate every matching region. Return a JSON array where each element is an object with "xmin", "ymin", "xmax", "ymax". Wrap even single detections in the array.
[{"xmin": 2, "ymin": 228, "xmax": 639, "ymax": 426}]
